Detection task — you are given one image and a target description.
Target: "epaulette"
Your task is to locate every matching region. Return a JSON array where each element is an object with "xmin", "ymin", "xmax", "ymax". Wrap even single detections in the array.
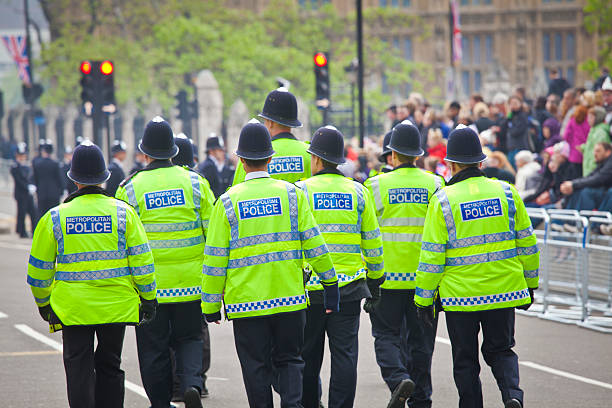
[{"xmin": 119, "ymin": 168, "xmax": 144, "ymax": 187}]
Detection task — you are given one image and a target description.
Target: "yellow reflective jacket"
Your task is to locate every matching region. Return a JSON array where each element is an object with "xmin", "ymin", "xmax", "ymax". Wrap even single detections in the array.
[
  {"xmin": 27, "ymin": 188, "xmax": 156, "ymax": 326},
  {"xmin": 415, "ymin": 173, "xmax": 540, "ymax": 311}
]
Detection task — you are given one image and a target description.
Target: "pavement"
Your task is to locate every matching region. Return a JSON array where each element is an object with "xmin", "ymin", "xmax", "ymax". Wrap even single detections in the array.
[{"xmin": 0, "ymin": 189, "xmax": 611, "ymax": 407}]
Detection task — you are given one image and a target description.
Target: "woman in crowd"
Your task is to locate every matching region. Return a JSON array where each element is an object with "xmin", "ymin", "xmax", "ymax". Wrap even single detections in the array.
[
  {"xmin": 582, "ymin": 106, "xmax": 611, "ymax": 177},
  {"xmin": 563, "ymin": 104, "xmax": 591, "ymax": 178}
]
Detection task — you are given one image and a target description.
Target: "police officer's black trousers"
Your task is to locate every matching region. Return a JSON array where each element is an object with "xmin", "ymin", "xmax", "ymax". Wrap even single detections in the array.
[
  {"xmin": 302, "ymin": 301, "xmax": 361, "ymax": 408},
  {"xmin": 369, "ymin": 289, "xmax": 437, "ymax": 408},
  {"xmin": 136, "ymin": 301, "xmax": 203, "ymax": 408},
  {"xmin": 445, "ymin": 308, "xmax": 523, "ymax": 408},
  {"xmin": 171, "ymin": 318, "xmax": 211, "ymax": 395},
  {"xmin": 62, "ymin": 324, "xmax": 126, "ymax": 408},
  {"xmin": 233, "ymin": 309, "xmax": 306, "ymax": 408},
  {"xmin": 15, "ymin": 195, "xmax": 37, "ymax": 236}
]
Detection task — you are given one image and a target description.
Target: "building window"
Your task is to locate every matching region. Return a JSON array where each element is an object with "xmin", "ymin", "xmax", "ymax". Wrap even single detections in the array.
[
  {"xmin": 462, "ymin": 36, "xmax": 470, "ymax": 65},
  {"xmin": 379, "ymin": 0, "xmax": 387, "ymax": 6},
  {"xmin": 543, "ymin": 33, "xmax": 551, "ymax": 62},
  {"xmin": 392, "ymin": 36, "xmax": 400, "ymax": 49},
  {"xmin": 404, "ymin": 37, "xmax": 412, "ymax": 60},
  {"xmin": 567, "ymin": 67, "xmax": 575, "ymax": 85},
  {"xmin": 402, "ymin": 0, "xmax": 411, "ymax": 6},
  {"xmin": 566, "ymin": 32, "xmax": 575, "ymax": 61},
  {"xmin": 473, "ymin": 36, "xmax": 481, "ymax": 65},
  {"xmin": 554, "ymin": 33, "xmax": 563, "ymax": 61},
  {"xmin": 474, "ymin": 70, "xmax": 482, "ymax": 92},
  {"xmin": 462, "ymin": 70, "xmax": 470, "ymax": 96},
  {"xmin": 391, "ymin": 0, "xmax": 399, "ymax": 7},
  {"xmin": 485, "ymin": 35, "xmax": 493, "ymax": 63}
]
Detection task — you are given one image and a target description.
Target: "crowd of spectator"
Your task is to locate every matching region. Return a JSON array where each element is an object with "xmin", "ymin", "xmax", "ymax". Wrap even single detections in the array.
[{"xmin": 343, "ymin": 67, "xmax": 612, "ymax": 234}]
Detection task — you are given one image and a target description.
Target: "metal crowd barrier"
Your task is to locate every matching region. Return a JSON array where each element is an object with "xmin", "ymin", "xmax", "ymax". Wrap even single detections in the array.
[{"xmin": 522, "ymin": 208, "xmax": 612, "ymax": 333}]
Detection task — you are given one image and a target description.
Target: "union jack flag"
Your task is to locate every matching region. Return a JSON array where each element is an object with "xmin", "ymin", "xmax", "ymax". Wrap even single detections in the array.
[
  {"xmin": 450, "ymin": 0, "xmax": 462, "ymax": 65},
  {"xmin": 2, "ymin": 35, "xmax": 31, "ymax": 86}
]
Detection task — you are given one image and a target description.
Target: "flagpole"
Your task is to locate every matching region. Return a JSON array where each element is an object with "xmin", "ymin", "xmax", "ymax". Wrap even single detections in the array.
[
  {"xmin": 24, "ymin": 0, "xmax": 33, "ymax": 85},
  {"xmin": 23, "ymin": 0, "xmax": 36, "ymax": 152}
]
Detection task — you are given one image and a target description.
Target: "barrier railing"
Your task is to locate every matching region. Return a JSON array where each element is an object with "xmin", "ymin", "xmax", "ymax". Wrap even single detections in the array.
[{"xmin": 523, "ymin": 208, "xmax": 612, "ymax": 334}]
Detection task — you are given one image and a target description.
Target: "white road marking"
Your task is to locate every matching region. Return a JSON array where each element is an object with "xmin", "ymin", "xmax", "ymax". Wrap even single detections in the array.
[
  {"xmin": 435, "ymin": 335, "xmax": 612, "ymax": 391},
  {"xmin": 0, "ymin": 242, "xmax": 31, "ymax": 251},
  {"xmin": 0, "ymin": 311, "xmax": 7, "ymax": 318},
  {"xmin": 14, "ymin": 324, "xmax": 149, "ymax": 398}
]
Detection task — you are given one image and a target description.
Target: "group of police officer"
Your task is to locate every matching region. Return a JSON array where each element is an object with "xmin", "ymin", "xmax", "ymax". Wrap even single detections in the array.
[{"xmin": 27, "ymin": 87, "xmax": 539, "ymax": 408}]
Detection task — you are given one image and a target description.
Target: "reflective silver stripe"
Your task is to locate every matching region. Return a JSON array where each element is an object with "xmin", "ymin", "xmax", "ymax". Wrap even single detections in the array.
[
  {"xmin": 50, "ymin": 207, "xmax": 63, "ymax": 255},
  {"xmin": 436, "ymin": 189, "xmax": 457, "ymax": 241},
  {"xmin": 516, "ymin": 226, "xmax": 534, "ymax": 240},
  {"xmin": 148, "ymin": 235, "xmax": 204, "ymax": 249},
  {"xmin": 354, "ymin": 182, "xmax": 365, "ymax": 228},
  {"xmin": 382, "ymin": 232, "xmax": 422, "ymax": 242},
  {"xmin": 319, "ymin": 223, "xmax": 360, "ymax": 234},
  {"xmin": 158, "ymin": 286, "xmax": 201, "ymax": 298},
  {"xmin": 287, "ymin": 184, "xmax": 298, "ymax": 232},
  {"xmin": 116, "ymin": 203, "xmax": 127, "ymax": 251},
  {"xmin": 446, "ymin": 248, "xmax": 517, "ymax": 266},
  {"xmin": 380, "ymin": 217, "xmax": 425, "ymax": 227},
  {"xmin": 228, "ymin": 249, "xmax": 302, "ymax": 269},
  {"xmin": 231, "ymin": 231, "xmax": 299, "ymax": 250},
  {"xmin": 295, "ymin": 181, "xmax": 308, "ymax": 205},
  {"xmin": 144, "ymin": 220, "xmax": 202, "ymax": 233},
  {"xmin": 446, "ymin": 231, "xmax": 515, "ymax": 249},
  {"xmin": 370, "ymin": 177, "xmax": 384, "ymax": 215},
  {"xmin": 308, "ymin": 269, "xmax": 363, "ymax": 286},
  {"xmin": 499, "ymin": 181, "xmax": 516, "ymax": 232},
  {"xmin": 326, "ymin": 244, "xmax": 361, "ymax": 254},
  {"xmin": 55, "ymin": 267, "xmax": 130, "ymax": 281},
  {"xmin": 441, "ymin": 289, "xmax": 529, "ymax": 307},
  {"xmin": 58, "ymin": 250, "xmax": 127, "ymax": 263},
  {"xmin": 125, "ymin": 182, "xmax": 139, "ymax": 214},
  {"xmin": 524, "ymin": 269, "xmax": 538, "ymax": 279},
  {"xmin": 433, "ymin": 175, "xmax": 442, "ymax": 192},
  {"xmin": 220, "ymin": 193, "xmax": 239, "ymax": 241},
  {"xmin": 190, "ymin": 172, "xmax": 201, "ymax": 209}
]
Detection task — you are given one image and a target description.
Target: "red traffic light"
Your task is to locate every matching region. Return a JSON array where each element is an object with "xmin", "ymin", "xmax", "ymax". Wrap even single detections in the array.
[
  {"xmin": 80, "ymin": 61, "xmax": 92, "ymax": 75},
  {"xmin": 100, "ymin": 60, "xmax": 114, "ymax": 75},
  {"xmin": 314, "ymin": 52, "xmax": 328, "ymax": 67}
]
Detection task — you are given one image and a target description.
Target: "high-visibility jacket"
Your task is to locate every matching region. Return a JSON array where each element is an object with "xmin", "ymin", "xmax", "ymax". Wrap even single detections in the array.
[
  {"xmin": 27, "ymin": 189, "xmax": 156, "ymax": 326},
  {"xmin": 414, "ymin": 174, "xmax": 540, "ymax": 311},
  {"xmin": 232, "ymin": 133, "xmax": 311, "ymax": 185},
  {"xmin": 202, "ymin": 174, "xmax": 337, "ymax": 319},
  {"xmin": 296, "ymin": 172, "xmax": 384, "ymax": 292},
  {"xmin": 116, "ymin": 162, "xmax": 214, "ymax": 304},
  {"xmin": 364, "ymin": 165, "xmax": 443, "ymax": 289}
]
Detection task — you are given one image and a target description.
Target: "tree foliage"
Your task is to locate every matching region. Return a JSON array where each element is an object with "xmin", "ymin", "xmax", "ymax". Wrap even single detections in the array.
[
  {"xmin": 37, "ymin": 0, "xmax": 434, "ymax": 123},
  {"xmin": 580, "ymin": 0, "xmax": 612, "ymax": 78}
]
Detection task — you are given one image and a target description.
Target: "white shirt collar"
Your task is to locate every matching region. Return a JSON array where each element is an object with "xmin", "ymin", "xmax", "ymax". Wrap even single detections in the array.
[{"xmin": 245, "ymin": 171, "xmax": 270, "ymax": 181}]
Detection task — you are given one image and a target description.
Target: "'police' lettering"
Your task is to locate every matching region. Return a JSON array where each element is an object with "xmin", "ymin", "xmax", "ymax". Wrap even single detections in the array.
[
  {"xmin": 313, "ymin": 193, "xmax": 353, "ymax": 211},
  {"xmin": 388, "ymin": 188, "xmax": 429, "ymax": 205},
  {"xmin": 268, "ymin": 156, "xmax": 304, "ymax": 175},
  {"xmin": 66, "ymin": 215, "xmax": 113, "ymax": 234},
  {"xmin": 238, "ymin": 197, "xmax": 283, "ymax": 219},
  {"xmin": 144, "ymin": 189, "xmax": 186, "ymax": 210},
  {"xmin": 460, "ymin": 198, "xmax": 503, "ymax": 221}
]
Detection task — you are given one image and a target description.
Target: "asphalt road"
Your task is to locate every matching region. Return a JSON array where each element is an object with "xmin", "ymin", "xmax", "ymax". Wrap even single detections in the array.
[{"xmin": 0, "ymin": 193, "xmax": 611, "ymax": 407}]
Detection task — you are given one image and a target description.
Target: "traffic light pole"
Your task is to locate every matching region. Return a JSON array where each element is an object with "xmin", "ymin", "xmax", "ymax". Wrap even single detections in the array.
[
  {"xmin": 92, "ymin": 76, "xmax": 103, "ymax": 148},
  {"xmin": 356, "ymin": 0, "xmax": 365, "ymax": 148}
]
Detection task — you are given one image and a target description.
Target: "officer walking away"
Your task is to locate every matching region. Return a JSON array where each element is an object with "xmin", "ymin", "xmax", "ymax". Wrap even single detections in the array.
[
  {"xmin": 296, "ymin": 126, "xmax": 385, "ymax": 408},
  {"xmin": 116, "ymin": 117, "xmax": 214, "ymax": 408},
  {"xmin": 171, "ymin": 133, "xmax": 213, "ymax": 400},
  {"xmin": 130, "ymin": 140, "xmax": 146, "ymax": 174},
  {"xmin": 11, "ymin": 142, "xmax": 38, "ymax": 237},
  {"xmin": 106, "ymin": 140, "xmax": 127, "ymax": 196},
  {"xmin": 198, "ymin": 133, "xmax": 235, "ymax": 198},
  {"xmin": 27, "ymin": 141, "xmax": 157, "ymax": 408},
  {"xmin": 369, "ymin": 131, "xmax": 394, "ymax": 178},
  {"xmin": 32, "ymin": 139, "xmax": 63, "ymax": 217},
  {"xmin": 364, "ymin": 120, "xmax": 444, "ymax": 408},
  {"xmin": 415, "ymin": 125, "xmax": 540, "ymax": 408},
  {"xmin": 232, "ymin": 88, "xmax": 311, "ymax": 185},
  {"xmin": 202, "ymin": 120, "xmax": 339, "ymax": 408},
  {"xmin": 61, "ymin": 145, "xmax": 77, "ymax": 195}
]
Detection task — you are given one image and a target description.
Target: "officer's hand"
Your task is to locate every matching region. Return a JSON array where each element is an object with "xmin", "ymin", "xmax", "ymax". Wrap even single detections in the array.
[
  {"xmin": 415, "ymin": 305, "xmax": 434, "ymax": 328},
  {"xmin": 363, "ymin": 298, "xmax": 379, "ymax": 314},
  {"xmin": 28, "ymin": 184, "xmax": 36, "ymax": 195},
  {"xmin": 517, "ymin": 288, "xmax": 535, "ymax": 311},
  {"xmin": 323, "ymin": 282, "xmax": 339, "ymax": 313},
  {"xmin": 205, "ymin": 311, "xmax": 222, "ymax": 324},
  {"xmin": 38, "ymin": 305, "xmax": 52, "ymax": 322},
  {"xmin": 139, "ymin": 298, "xmax": 158, "ymax": 325}
]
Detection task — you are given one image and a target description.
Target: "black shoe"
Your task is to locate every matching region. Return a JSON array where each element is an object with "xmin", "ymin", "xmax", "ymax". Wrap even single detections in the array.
[
  {"xmin": 200, "ymin": 383, "xmax": 209, "ymax": 398},
  {"xmin": 171, "ymin": 392, "xmax": 183, "ymax": 402},
  {"xmin": 184, "ymin": 386, "xmax": 203, "ymax": 408},
  {"xmin": 387, "ymin": 378, "xmax": 415, "ymax": 408},
  {"xmin": 504, "ymin": 399, "xmax": 522, "ymax": 408}
]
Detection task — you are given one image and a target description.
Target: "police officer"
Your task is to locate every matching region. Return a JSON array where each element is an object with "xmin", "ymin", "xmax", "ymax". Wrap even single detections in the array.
[
  {"xmin": 232, "ymin": 88, "xmax": 311, "ymax": 185},
  {"xmin": 202, "ymin": 120, "xmax": 339, "ymax": 408},
  {"xmin": 10, "ymin": 143, "xmax": 38, "ymax": 237},
  {"xmin": 106, "ymin": 140, "xmax": 127, "ymax": 196},
  {"xmin": 369, "ymin": 131, "xmax": 394, "ymax": 178},
  {"xmin": 27, "ymin": 141, "xmax": 157, "ymax": 408},
  {"xmin": 296, "ymin": 126, "xmax": 385, "ymax": 408},
  {"xmin": 198, "ymin": 134, "xmax": 235, "ymax": 198},
  {"xmin": 130, "ymin": 142, "xmax": 146, "ymax": 174},
  {"xmin": 415, "ymin": 125, "xmax": 540, "ymax": 408},
  {"xmin": 32, "ymin": 140, "xmax": 63, "ymax": 217},
  {"xmin": 116, "ymin": 117, "xmax": 214, "ymax": 408},
  {"xmin": 61, "ymin": 145, "xmax": 77, "ymax": 195},
  {"xmin": 171, "ymin": 133, "xmax": 213, "ymax": 400},
  {"xmin": 364, "ymin": 120, "xmax": 444, "ymax": 408}
]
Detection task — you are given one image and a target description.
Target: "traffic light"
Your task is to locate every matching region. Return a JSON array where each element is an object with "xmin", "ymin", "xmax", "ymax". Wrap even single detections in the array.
[
  {"xmin": 176, "ymin": 90, "xmax": 189, "ymax": 121},
  {"xmin": 80, "ymin": 60, "xmax": 95, "ymax": 110},
  {"xmin": 22, "ymin": 83, "xmax": 43, "ymax": 105},
  {"xmin": 100, "ymin": 60, "xmax": 115, "ymax": 106},
  {"xmin": 314, "ymin": 52, "xmax": 330, "ymax": 109}
]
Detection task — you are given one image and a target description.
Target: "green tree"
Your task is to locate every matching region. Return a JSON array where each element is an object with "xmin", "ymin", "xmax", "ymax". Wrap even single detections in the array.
[{"xmin": 580, "ymin": 0, "xmax": 612, "ymax": 78}]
